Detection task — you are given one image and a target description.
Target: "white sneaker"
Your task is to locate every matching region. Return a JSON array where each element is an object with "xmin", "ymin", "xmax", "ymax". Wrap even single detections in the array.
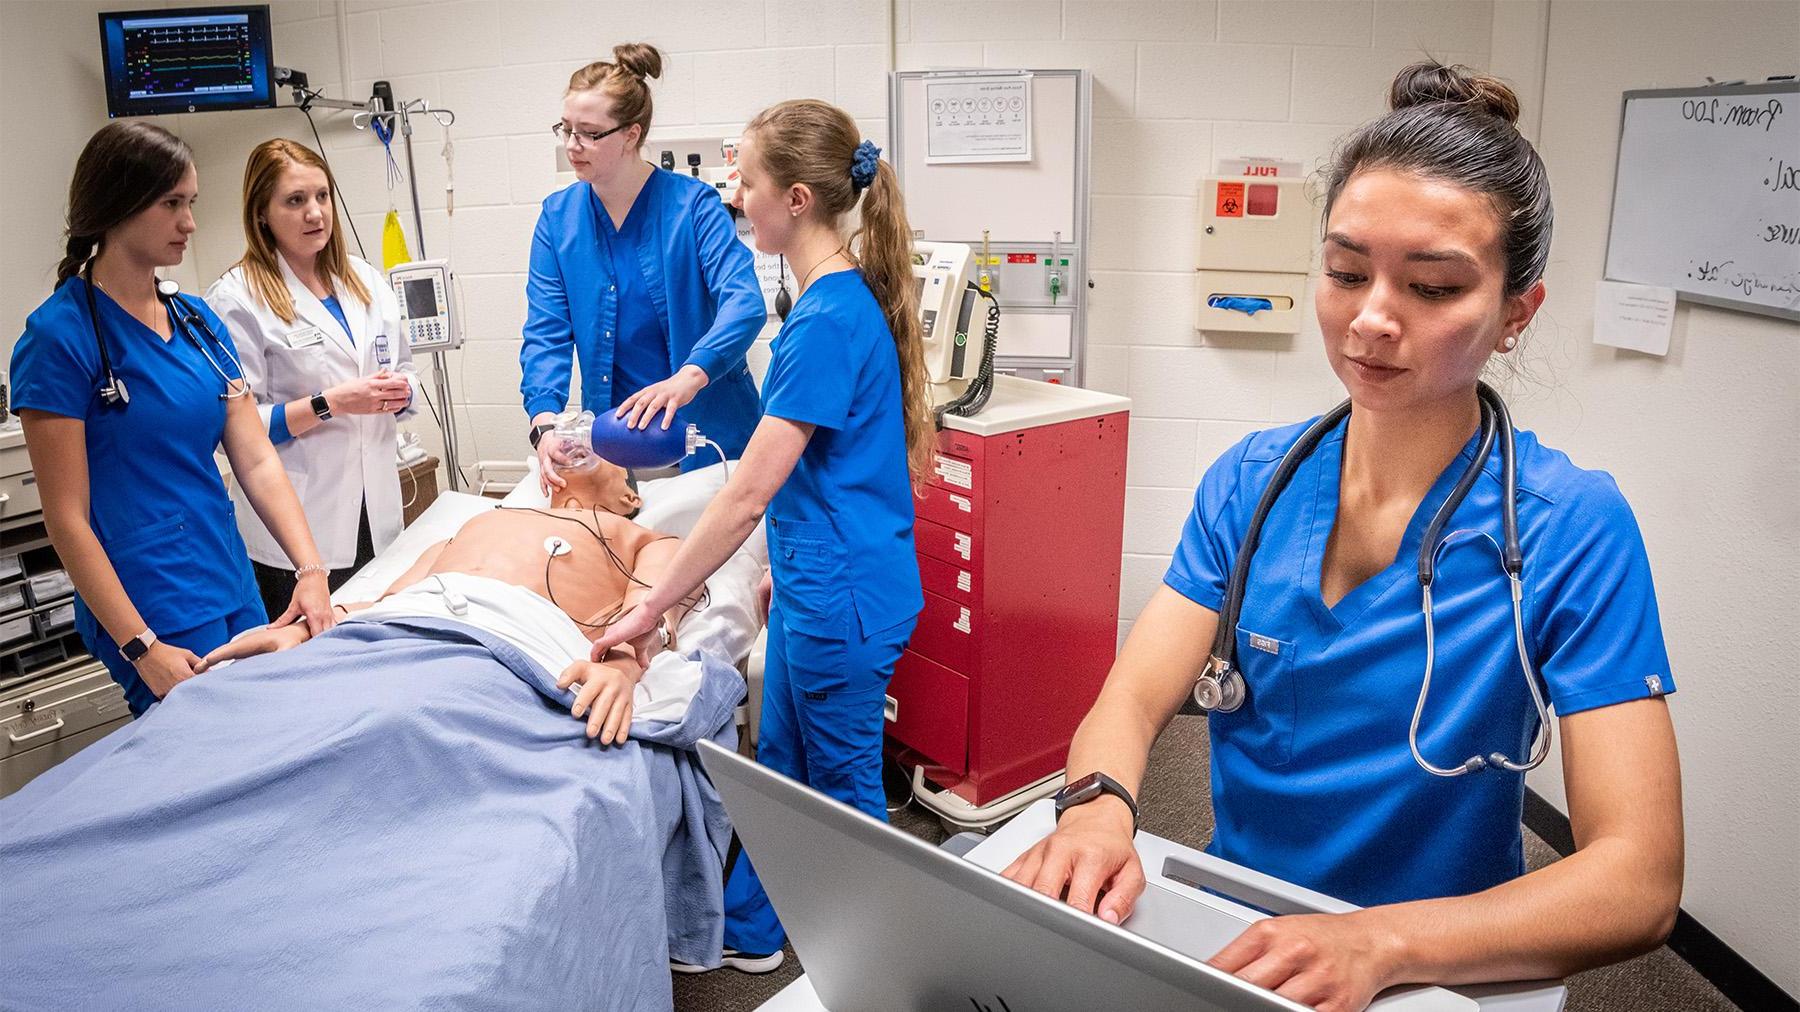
[{"xmin": 670, "ymin": 947, "xmax": 785, "ymax": 975}]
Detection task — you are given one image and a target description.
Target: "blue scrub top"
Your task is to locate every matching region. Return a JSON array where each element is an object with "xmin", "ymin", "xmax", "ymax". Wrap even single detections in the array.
[
  {"xmin": 1165, "ymin": 415, "xmax": 1676, "ymax": 908},
  {"xmin": 596, "ymin": 181, "xmax": 670, "ymax": 407},
  {"xmin": 10, "ymin": 279, "xmax": 260, "ymax": 639},
  {"xmin": 521, "ymin": 169, "xmax": 766, "ymax": 464},
  {"xmin": 319, "ymin": 295, "xmax": 354, "ymax": 346},
  {"xmin": 761, "ymin": 270, "xmax": 922, "ymax": 639}
]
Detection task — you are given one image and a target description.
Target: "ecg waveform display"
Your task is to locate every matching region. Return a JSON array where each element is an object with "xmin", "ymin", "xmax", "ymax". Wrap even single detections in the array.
[{"xmin": 121, "ymin": 16, "xmax": 255, "ymax": 100}]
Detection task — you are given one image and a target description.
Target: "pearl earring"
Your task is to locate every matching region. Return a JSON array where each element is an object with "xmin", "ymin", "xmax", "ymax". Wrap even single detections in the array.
[{"xmin": 1502, "ymin": 335, "xmax": 1518, "ymax": 351}]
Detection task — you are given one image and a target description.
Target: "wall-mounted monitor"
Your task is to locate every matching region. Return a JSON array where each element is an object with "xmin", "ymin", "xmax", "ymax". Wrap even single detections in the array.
[{"xmin": 98, "ymin": 6, "xmax": 275, "ymax": 117}]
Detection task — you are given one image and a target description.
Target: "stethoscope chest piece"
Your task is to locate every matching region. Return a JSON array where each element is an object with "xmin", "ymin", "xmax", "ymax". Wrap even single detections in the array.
[{"xmin": 1193, "ymin": 657, "xmax": 1245, "ymax": 713}]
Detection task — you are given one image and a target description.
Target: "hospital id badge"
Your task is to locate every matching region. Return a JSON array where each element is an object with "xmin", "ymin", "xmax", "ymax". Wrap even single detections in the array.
[
  {"xmin": 374, "ymin": 333, "xmax": 392, "ymax": 367},
  {"xmin": 286, "ymin": 326, "xmax": 327, "ymax": 349}
]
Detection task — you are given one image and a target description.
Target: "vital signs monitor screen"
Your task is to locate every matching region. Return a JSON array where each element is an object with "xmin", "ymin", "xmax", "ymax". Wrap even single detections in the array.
[{"xmin": 98, "ymin": 6, "xmax": 275, "ymax": 118}]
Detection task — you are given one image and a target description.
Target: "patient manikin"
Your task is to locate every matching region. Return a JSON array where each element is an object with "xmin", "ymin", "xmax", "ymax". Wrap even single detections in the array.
[{"xmin": 202, "ymin": 456, "xmax": 696, "ymax": 743}]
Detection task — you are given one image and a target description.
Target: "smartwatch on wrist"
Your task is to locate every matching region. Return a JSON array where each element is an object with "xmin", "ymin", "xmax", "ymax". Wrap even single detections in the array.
[
  {"xmin": 121, "ymin": 628, "xmax": 158, "ymax": 663},
  {"xmin": 529, "ymin": 422, "xmax": 556, "ymax": 449},
  {"xmin": 310, "ymin": 391, "xmax": 332, "ymax": 421},
  {"xmin": 1053, "ymin": 771, "xmax": 1139, "ymax": 834}
]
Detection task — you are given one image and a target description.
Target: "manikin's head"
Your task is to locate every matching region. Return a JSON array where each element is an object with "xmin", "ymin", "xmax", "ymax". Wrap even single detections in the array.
[{"xmin": 552, "ymin": 455, "xmax": 642, "ymax": 518}]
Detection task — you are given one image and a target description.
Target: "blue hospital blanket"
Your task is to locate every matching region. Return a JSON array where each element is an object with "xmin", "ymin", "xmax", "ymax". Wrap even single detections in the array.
[{"xmin": 0, "ymin": 618, "xmax": 741, "ymax": 1011}]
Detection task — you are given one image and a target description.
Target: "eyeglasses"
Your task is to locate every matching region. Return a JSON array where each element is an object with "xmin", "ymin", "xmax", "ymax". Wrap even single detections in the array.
[{"xmin": 551, "ymin": 122, "xmax": 629, "ymax": 147}]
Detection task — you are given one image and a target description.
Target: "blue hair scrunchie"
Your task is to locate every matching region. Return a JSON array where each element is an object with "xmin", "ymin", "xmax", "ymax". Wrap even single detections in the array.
[{"xmin": 850, "ymin": 139, "xmax": 881, "ymax": 193}]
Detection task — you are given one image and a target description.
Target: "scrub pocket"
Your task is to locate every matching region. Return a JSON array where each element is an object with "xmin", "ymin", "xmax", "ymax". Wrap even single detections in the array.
[
  {"xmin": 1214, "ymin": 626, "xmax": 1298, "ymax": 768},
  {"xmin": 768, "ymin": 517, "xmax": 851, "ymax": 637},
  {"xmin": 100, "ymin": 513, "xmax": 203, "ymax": 632}
]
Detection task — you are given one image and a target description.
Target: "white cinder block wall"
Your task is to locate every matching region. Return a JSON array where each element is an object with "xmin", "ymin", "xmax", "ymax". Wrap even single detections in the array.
[
  {"xmin": 2, "ymin": 0, "xmax": 1794, "ymax": 994},
  {"xmin": 890, "ymin": 0, "xmax": 1491, "ymax": 644},
  {"xmin": 163, "ymin": 0, "xmax": 896, "ymax": 482}
]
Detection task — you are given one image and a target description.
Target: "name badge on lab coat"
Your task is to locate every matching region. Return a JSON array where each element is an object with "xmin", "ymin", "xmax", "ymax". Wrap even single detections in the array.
[
  {"xmin": 285, "ymin": 326, "xmax": 328, "ymax": 350},
  {"xmin": 374, "ymin": 333, "xmax": 392, "ymax": 367}
]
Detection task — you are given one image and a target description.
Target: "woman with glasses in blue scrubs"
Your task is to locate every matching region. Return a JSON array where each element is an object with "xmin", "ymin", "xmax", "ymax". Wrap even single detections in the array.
[
  {"xmin": 591, "ymin": 100, "xmax": 934, "ymax": 974},
  {"xmin": 1005, "ymin": 64, "xmax": 1684, "ymax": 1012},
  {"xmin": 522, "ymin": 43, "xmax": 765, "ymax": 494},
  {"xmin": 11, "ymin": 123, "xmax": 335, "ymax": 718}
]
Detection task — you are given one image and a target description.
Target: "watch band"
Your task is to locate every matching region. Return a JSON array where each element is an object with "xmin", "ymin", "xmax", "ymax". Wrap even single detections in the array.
[
  {"xmin": 529, "ymin": 422, "xmax": 556, "ymax": 449},
  {"xmin": 1054, "ymin": 771, "xmax": 1139, "ymax": 834},
  {"xmin": 310, "ymin": 391, "xmax": 332, "ymax": 421},
  {"xmin": 121, "ymin": 628, "xmax": 158, "ymax": 663}
]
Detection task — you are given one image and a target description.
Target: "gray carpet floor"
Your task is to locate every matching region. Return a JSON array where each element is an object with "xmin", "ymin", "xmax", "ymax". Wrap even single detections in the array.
[{"xmin": 675, "ymin": 717, "xmax": 1738, "ymax": 1011}]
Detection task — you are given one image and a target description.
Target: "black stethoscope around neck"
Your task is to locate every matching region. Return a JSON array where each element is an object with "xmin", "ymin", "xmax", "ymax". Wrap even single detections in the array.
[
  {"xmin": 1189, "ymin": 382, "xmax": 1553, "ymax": 778},
  {"xmin": 83, "ymin": 266, "xmax": 251, "ymax": 407}
]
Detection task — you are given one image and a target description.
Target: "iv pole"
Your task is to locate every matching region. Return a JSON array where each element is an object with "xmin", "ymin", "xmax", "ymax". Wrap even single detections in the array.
[{"xmin": 283, "ymin": 77, "xmax": 466, "ymax": 491}]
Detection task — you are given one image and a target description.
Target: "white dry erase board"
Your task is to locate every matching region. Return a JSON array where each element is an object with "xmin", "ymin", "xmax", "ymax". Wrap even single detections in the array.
[{"xmin": 1603, "ymin": 82, "xmax": 1800, "ymax": 322}]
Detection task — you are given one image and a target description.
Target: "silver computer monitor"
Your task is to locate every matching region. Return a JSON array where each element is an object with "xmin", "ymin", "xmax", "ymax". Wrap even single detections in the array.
[{"xmin": 698, "ymin": 739, "xmax": 1308, "ymax": 1012}]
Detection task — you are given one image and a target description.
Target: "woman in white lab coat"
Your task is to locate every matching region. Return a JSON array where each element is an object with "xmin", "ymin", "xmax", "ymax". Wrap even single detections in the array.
[{"xmin": 206, "ymin": 138, "xmax": 423, "ymax": 620}]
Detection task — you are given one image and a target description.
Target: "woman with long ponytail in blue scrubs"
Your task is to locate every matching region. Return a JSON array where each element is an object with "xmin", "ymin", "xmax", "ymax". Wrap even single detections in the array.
[
  {"xmin": 11, "ymin": 123, "xmax": 335, "ymax": 718},
  {"xmin": 591, "ymin": 99, "xmax": 934, "ymax": 974},
  {"xmin": 522, "ymin": 43, "xmax": 765, "ymax": 493},
  {"xmin": 1005, "ymin": 65, "xmax": 1683, "ymax": 1012}
]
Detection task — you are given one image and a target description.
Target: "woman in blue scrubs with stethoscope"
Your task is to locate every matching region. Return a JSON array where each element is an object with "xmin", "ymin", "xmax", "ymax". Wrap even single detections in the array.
[
  {"xmin": 590, "ymin": 99, "xmax": 934, "ymax": 974},
  {"xmin": 521, "ymin": 43, "xmax": 765, "ymax": 493},
  {"xmin": 11, "ymin": 123, "xmax": 334, "ymax": 718},
  {"xmin": 1007, "ymin": 64, "xmax": 1684, "ymax": 1011}
]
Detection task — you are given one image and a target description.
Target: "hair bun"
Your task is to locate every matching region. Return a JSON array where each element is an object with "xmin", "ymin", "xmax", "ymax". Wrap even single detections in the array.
[
  {"xmin": 611, "ymin": 42, "xmax": 663, "ymax": 81},
  {"xmin": 1389, "ymin": 61, "xmax": 1520, "ymax": 125}
]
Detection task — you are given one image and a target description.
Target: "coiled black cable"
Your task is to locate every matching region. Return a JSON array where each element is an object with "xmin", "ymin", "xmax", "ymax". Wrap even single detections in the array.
[{"xmin": 936, "ymin": 285, "xmax": 1001, "ymax": 425}]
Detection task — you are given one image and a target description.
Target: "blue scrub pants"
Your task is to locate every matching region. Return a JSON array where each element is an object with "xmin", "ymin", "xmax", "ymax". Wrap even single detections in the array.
[
  {"xmin": 722, "ymin": 603, "xmax": 917, "ymax": 955},
  {"xmin": 81, "ymin": 599, "xmax": 267, "ymax": 717}
]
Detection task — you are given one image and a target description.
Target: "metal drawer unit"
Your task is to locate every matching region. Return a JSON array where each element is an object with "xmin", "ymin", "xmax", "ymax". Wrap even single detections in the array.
[{"xmin": 1, "ymin": 658, "xmax": 129, "ymax": 798}]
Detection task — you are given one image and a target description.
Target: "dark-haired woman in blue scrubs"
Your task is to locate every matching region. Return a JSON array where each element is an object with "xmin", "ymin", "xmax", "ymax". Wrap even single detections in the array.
[{"xmin": 12, "ymin": 122, "xmax": 333, "ymax": 716}]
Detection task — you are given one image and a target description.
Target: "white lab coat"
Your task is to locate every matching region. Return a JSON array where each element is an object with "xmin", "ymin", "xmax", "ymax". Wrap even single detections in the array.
[{"xmin": 205, "ymin": 253, "xmax": 424, "ymax": 570}]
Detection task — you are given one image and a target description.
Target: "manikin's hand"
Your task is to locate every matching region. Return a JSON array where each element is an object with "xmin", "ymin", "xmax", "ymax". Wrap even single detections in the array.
[
  {"xmin": 196, "ymin": 622, "xmax": 311, "ymax": 672},
  {"xmin": 556, "ymin": 660, "xmax": 640, "ymax": 744}
]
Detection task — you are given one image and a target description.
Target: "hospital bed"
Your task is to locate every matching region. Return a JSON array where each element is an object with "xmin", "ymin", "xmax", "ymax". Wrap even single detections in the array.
[{"xmin": 0, "ymin": 461, "xmax": 766, "ymax": 1012}]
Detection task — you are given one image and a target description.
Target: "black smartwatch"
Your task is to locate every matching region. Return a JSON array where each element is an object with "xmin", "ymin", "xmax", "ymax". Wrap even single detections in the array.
[
  {"xmin": 310, "ymin": 391, "xmax": 332, "ymax": 421},
  {"xmin": 1053, "ymin": 771, "xmax": 1139, "ymax": 834},
  {"xmin": 529, "ymin": 422, "xmax": 556, "ymax": 449}
]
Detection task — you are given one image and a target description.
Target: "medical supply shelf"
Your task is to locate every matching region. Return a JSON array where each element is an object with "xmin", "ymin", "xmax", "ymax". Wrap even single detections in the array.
[
  {"xmin": 0, "ymin": 534, "xmax": 87, "ymax": 683},
  {"xmin": 0, "ymin": 511, "xmax": 127, "ymax": 798},
  {"xmin": 886, "ymin": 376, "xmax": 1129, "ymax": 807}
]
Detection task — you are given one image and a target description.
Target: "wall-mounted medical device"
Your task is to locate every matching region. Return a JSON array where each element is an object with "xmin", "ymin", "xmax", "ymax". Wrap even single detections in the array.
[
  {"xmin": 914, "ymin": 241, "xmax": 978, "ymax": 386},
  {"xmin": 891, "ymin": 69, "xmax": 1092, "ymax": 386},
  {"xmin": 98, "ymin": 5, "xmax": 277, "ymax": 118},
  {"xmin": 1195, "ymin": 174, "xmax": 1313, "ymax": 335},
  {"xmin": 388, "ymin": 259, "xmax": 462, "ymax": 352}
]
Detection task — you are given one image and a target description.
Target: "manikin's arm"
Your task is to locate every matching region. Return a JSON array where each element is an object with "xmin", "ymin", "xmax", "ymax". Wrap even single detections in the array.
[
  {"xmin": 199, "ymin": 541, "xmax": 452, "ymax": 670},
  {"xmin": 609, "ymin": 536, "xmax": 693, "ymax": 651}
]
